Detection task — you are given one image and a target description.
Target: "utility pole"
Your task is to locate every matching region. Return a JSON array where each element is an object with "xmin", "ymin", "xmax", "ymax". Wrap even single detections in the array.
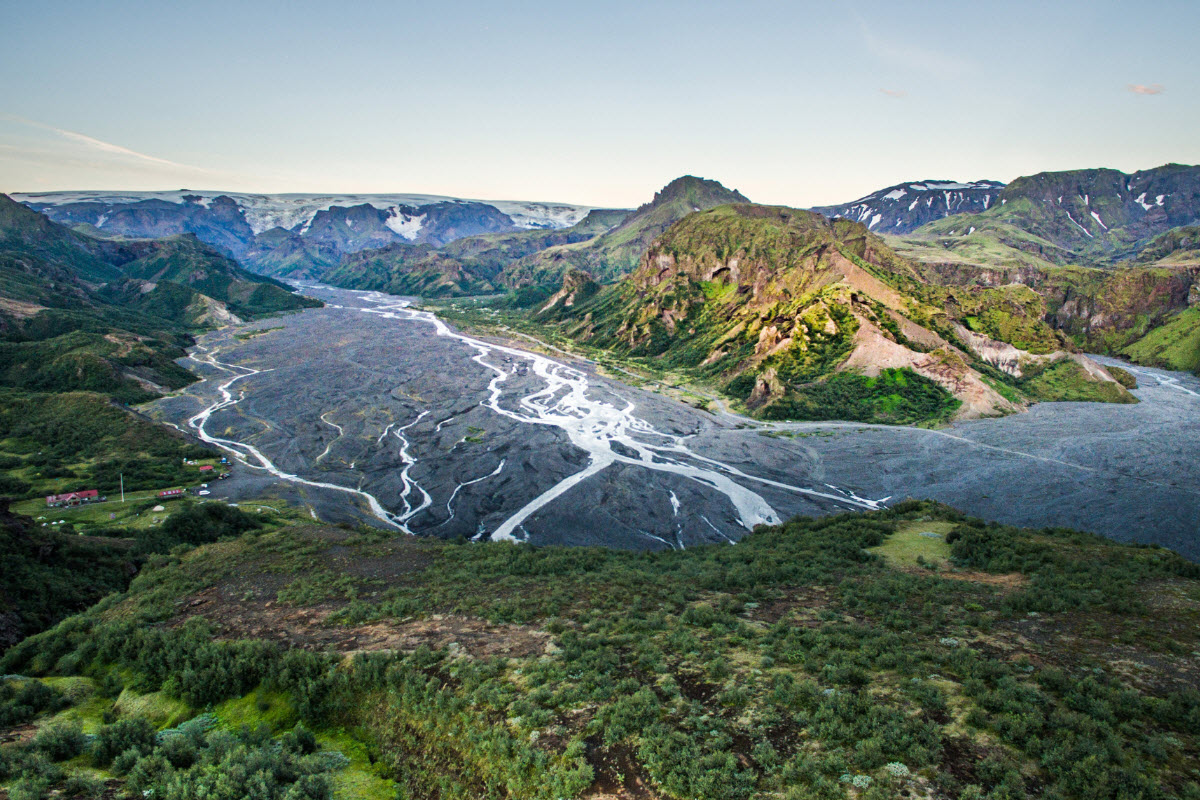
[{"xmin": 120, "ymin": 473, "xmax": 125, "ymax": 503}]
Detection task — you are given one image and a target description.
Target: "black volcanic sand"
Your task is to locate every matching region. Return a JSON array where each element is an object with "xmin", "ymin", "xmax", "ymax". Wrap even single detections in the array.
[{"xmin": 148, "ymin": 288, "xmax": 1200, "ymax": 559}]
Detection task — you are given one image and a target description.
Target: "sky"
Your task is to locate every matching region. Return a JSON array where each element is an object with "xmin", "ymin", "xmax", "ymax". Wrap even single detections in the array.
[{"xmin": 1, "ymin": 0, "xmax": 1197, "ymax": 208}]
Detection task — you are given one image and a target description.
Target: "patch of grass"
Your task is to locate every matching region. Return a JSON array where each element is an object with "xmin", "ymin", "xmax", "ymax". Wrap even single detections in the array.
[
  {"xmin": 1103, "ymin": 364, "xmax": 1138, "ymax": 389},
  {"xmin": 13, "ymin": 492, "xmax": 199, "ymax": 534},
  {"xmin": 113, "ymin": 687, "xmax": 192, "ymax": 729},
  {"xmin": 761, "ymin": 368, "xmax": 962, "ymax": 425},
  {"xmin": 37, "ymin": 678, "xmax": 109, "ymax": 735},
  {"xmin": 980, "ymin": 374, "xmax": 1025, "ymax": 405},
  {"xmin": 870, "ymin": 520, "xmax": 958, "ymax": 570},
  {"xmin": 211, "ymin": 688, "xmax": 298, "ymax": 732},
  {"xmin": 319, "ymin": 727, "xmax": 396, "ymax": 800},
  {"xmin": 235, "ymin": 325, "xmax": 284, "ymax": 341}
]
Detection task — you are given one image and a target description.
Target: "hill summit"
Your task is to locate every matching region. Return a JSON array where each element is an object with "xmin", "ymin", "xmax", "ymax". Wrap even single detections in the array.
[{"xmin": 500, "ymin": 175, "xmax": 749, "ymax": 286}]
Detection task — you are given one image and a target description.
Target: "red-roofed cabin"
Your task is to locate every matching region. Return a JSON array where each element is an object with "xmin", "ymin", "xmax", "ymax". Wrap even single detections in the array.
[
  {"xmin": 158, "ymin": 488, "xmax": 186, "ymax": 499},
  {"xmin": 198, "ymin": 465, "xmax": 214, "ymax": 472},
  {"xmin": 46, "ymin": 490, "xmax": 100, "ymax": 508}
]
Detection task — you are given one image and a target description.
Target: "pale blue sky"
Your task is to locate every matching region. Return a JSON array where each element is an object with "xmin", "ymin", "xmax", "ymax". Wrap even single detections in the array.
[{"xmin": 1, "ymin": 0, "xmax": 1196, "ymax": 207}]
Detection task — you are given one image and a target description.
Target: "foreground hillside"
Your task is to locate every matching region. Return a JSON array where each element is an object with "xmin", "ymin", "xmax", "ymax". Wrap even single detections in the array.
[
  {"xmin": 1, "ymin": 499, "xmax": 1197, "ymax": 800},
  {"xmin": 534, "ymin": 204, "xmax": 1132, "ymax": 424}
]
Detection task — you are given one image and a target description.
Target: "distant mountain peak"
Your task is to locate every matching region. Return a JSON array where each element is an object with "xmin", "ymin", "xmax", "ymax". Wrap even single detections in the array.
[{"xmin": 647, "ymin": 175, "xmax": 750, "ymax": 209}]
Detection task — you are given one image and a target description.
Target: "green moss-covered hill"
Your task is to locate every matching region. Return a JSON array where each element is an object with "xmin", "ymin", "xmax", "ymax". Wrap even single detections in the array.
[
  {"xmin": 535, "ymin": 204, "xmax": 1132, "ymax": 423},
  {"xmin": 2, "ymin": 500, "xmax": 1198, "ymax": 800}
]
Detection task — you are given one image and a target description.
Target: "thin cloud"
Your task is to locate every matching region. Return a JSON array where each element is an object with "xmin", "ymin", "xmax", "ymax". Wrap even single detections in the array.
[
  {"xmin": 879, "ymin": 88, "xmax": 907, "ymax": 98},
  {"xmin": 1, "ymin": 114, "xmax": 207, "ymax": 171},
  {"xmin": 1127, "ymin": 83, "xmax": 1165, "ymax": 95}
]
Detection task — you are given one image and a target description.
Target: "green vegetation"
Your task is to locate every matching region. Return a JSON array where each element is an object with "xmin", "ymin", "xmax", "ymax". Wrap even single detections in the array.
[
  {"xmin": 1016, "ymin": 359, "xmax": 1138, "ymax": 404},
  {"xmin": 235, "ymin": 325, "xmax": 284, "ymax": 340},
  {"xmin": 1121, "ymin": 306, "xmax": 1200, "ymax": 374},
  {"xmin": 2, "ymin": 500, "xmax": 1198, "ymax": 799},
  {"xmin": 1104, "ymin": 364, "xmax": 1139, "ymax": 389},
  {"xmin": 0, "ymin": 706, "xmax": 344, "ymax": 800},
  {"xmin": 1137, "ymin": 226, "xmax": 1200, "ymax": 265},
  {"xmin": 868, "ymin": 520, "xmax": 957, "ymax": 570},
  {"xmin": 0, "ymin": 390, "xmax": 215, "ymax": 499},
  {"xmin": 759, "ymin": 369, "xmax": 962, "ymax": 425},
  {"xmin": 0, "ymin": 502, "xmax": 265, "ymax": 652}
]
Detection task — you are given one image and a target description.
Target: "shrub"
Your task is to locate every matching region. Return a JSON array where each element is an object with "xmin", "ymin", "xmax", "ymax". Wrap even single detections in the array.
[
  {"xmin": 32, "ymin": 721, "xmax": 86, "ymax": 761},
  {"xmin": 94, "ymin": 717, "xmax": 157, "ymax": 766},
  {"xmin": 281, "ymin": 723, "xmax": 319, "ymax": 755},
  {"xmin": 8, "ymin": 776, "xmax": 51, "ymax": 800}
]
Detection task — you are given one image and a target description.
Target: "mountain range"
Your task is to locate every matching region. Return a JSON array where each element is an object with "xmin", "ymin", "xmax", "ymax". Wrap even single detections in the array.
[
  {"xmin": 0, "ymin": 194, "xmax": 318, "ymax": 401},
  {"xmin": 894, "ymin": 164, "xmax": 1200, "ymax": 269},
  {"xmin": 15, "ymin": 190, "xmax": 600, "ymax": 277},
  {"xmin": 7, "ymin": 161, "xmax": 1200, "ymax": 406}
]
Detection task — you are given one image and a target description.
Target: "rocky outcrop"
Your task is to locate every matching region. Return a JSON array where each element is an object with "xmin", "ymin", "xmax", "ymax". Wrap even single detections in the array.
[
  {"xmin": 953, "ymin": 324, "xmax": 1060, "ymax": 377},
  {"xmin": 186, "ymin": 293, "xmax": 244, "ymax": 327},
  {"xmin": 843, "ymin": 317, "xmax": 1022, "ymax": 419},
  {"xmin": 539, "ymin": 269, "xmax": 598, "ymax": 314}
]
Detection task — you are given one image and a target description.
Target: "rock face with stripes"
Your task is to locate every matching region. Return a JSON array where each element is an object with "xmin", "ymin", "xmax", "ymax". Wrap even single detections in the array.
[{"xmin": 812, "ymin": 180, "xmax": 1005, "ymax": 233}]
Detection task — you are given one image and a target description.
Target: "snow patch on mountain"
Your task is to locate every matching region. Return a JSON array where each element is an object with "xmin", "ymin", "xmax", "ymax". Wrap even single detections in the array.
[
  {"xmin": 813, "ymin": 179, "xmax": 1006, "ymax": 234},
  {"xmin": 384, "ymin": 209, "xmax": 426, "ymax": 240}
]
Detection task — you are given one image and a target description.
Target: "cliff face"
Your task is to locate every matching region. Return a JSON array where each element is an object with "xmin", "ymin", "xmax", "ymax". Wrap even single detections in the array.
[{"xmin": 909, "ymin": 257, "xmax": 1200, "ymax": 354}]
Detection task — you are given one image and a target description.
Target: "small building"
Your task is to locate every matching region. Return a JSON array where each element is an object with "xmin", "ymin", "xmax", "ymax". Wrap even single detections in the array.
[
  {"xmin": 198, "ymin": 465, "xmax": 214, "ymax": 472},
  {"xmin": 158, "ymin": 488, "xmax": 186, "ymax": 500},
  {"xmin": 46, "ymin": 490, "xmax": 101, "ymax": 508}
]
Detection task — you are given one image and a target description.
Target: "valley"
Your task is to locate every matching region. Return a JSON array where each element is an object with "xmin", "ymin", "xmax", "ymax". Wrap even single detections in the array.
[
  {"xmin": 7, "ymin": 8, "xmax": 1200, "ymax": 798},
  {"xmin": 150, "ymin": 287, "xmax": 1200, "ymax": 559}
]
